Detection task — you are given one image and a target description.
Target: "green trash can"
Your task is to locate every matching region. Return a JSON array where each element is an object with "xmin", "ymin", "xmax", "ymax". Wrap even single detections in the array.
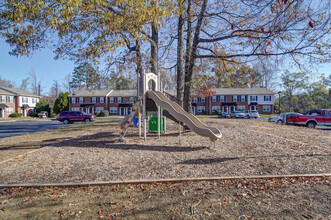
[{"xmin": 148, "ymin": 116, "xmax": 166, "ymax": 132}]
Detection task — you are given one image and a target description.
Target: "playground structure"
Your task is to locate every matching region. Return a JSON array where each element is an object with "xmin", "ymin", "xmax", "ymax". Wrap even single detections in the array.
[{"xmin": 119, "ymin": 71, "xmax": 222, "ymax": 142}]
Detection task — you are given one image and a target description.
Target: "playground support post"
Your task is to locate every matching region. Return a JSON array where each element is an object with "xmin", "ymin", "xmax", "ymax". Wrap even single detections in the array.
[{"xmin": 143, "ymin": 70, "xmax": 146, "ymax": 141}]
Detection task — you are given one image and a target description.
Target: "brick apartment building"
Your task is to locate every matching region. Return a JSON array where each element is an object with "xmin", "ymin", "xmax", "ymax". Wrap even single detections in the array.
[
  {"xmin": 69, "ymin": 88, "xmax": 275, "ymax": 116},
  {"xmin": 0, "ymin": 87, "xmax": 40, "ymax": 118}
]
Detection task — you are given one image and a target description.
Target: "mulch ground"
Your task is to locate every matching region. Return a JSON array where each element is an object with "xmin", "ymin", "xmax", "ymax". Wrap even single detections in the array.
[{"xmin": 0, "ymin": 118, "xmax": 330, "ymax": 184}]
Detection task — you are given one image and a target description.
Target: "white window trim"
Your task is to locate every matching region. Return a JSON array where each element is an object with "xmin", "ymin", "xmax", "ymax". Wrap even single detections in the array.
[
  {"xmin": 233, "ymin": 96, "xmax": 238, "ymax": 102},
  {"xmin": 109, "ymin": 107, "xmax": 118, "ymax": 113},
  {"xmin": 79, "ymin": 97, "xmax": 84, "ymax": 103},
  {"xmin": 263, "ymin": 105, "xmax": 271, "ymax": 112},
  {"xmin": 237, "ymin": 105, "xmax": 246, "ymax": 111},
  {"xmin": 109, "ymin": 97, "xmax": 114, "ymax": 103},
  {"xmin": 96, "ymin": 107, "xmax": 104, "ymax": 112},
  {"xmin": 264, "ymin": 95, "xmax": 272, "ymax": 101},
  {"xmin": 6, "ymin": 107, "xmax": 14, "ymax": 114},
  {"xmin": 211, "ymin": 106, "xmax": 220, "ymax": 112},
  {"xmin": 201, "ymin": 98, "xmax": 206, "ymax": 102},
  {"xmin": 241, "ymin": 96, "xmax": 245, "ymax": 101},
  {"xmin": 72, "ymin": 97, "xmax": 76, "ymax": 103},
  {"xmin": 212, "ymin": 96, "xmax": 217, "ymax": 102},
  {"xmin": 92, "ymin": 97, "xmax": 97, "ymax": 103},
  {"xmin": 117, "ymin": 97, "xmax": 122, "ymax": 103},
  {"xmin": 100, "ymin": 97, "xmax": 105, "ymax": 103},
  {"xmin": 219, "ymin": 96, "xmax": 224, "ymax": 102},
  {"xmin": 129, "ymin": 97, "xmax": 135, "ymax": 103},
  {"xmin": 197, "ymin": 106, "xmax": 205, "ymax": 112},
  {"xmin": 193, "ymin": 98, "xmax": 198, "ymax": 103}
]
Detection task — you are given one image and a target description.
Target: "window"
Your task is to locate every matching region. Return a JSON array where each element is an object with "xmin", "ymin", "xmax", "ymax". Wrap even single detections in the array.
[
  {"xmin": 22, "ymin": 97, "xmax": 28, "ymax": 103},
  {"xmin": 79, "ymin": 97, "xmax": 84, "ymax": 103},
  {"xmin": 109, "ymin": 107, "xmax": 118, "ymax": 113},
  {"xmin": 92, "ymin": 97, "xmax": 97, "ymax": 103},
  {"xmin": 324, "ymin": 110, "xmax": 330, "ymax": 117},
  {"xmin": 109, "ymin": 97, "xmax": 114, "ymax": 103},
  {"xmin": 197, "ymin": 106, "xmax": 205, "ymax": 112},
  {"xmin": 212, "ymin": 106, "xmax": 220, "ymax": 112},
  {"xmin": 219, "ymin": 96, "xmax": 224, "ymax": 102},
  {"xmin": 263, "ymin": 106, "xmax": 271, "ymax": 112},
  {"xmin": 193, "ymin": 98, "xmax": 198, "ymax": 103},
  {"xmin": 232, "ymin": 96, "xmax": 238, "ymax": 102},
  {"xmin": 71, "ymin": 107, "xmax": 80, "ymax": 111},
  {"xmin": 201, "ymin": 97, "xmax": 206, "ymax": 102},
  {"xmin": 96, "ymin": 107, "xmax": 104, "ymax": 112},
  {"xmin": 250, "ymin": 96, "xmax": 258, "ymax": 102},
  {"xmin": 212, "ymin": 96, "xmax": 217, "ymax": 102},
  {"xmin": 9, "ymin": 96, "xmax": 14, "ymax": 103},
  {"xmin": 60, "ymin": 112, "xmax": 68, "ymax": 116},
  {"xmin": 129, "ymin": 97, "xmax": 135, "ymax": 103},
  {"xmin": 1, "ymin": 96, "xmax": 5, "ymax": 103},
  {"xmin": 241, "ymin": 96, "xmax": 246, "ymax": 101},
  {"xmin": 117, "ymin": 97, "xmax": 122, "ymax": 103},
  {"xmin": 71, "ymin": 97, "xmax": 76, "ymax": 103},
  {"xmin": 6, "ymin": 108, "xmax": 13, "ymax": 114},
  {"xmin": 237, "ymin": 105, "xmax": 246, "ymax": 111},
  {"xmin": 100, "ymin": 97, "xmax": 105, "ymax": 103},
  {"xmin": 264, "ymin": 95, "xmax": 272, "ymax": 101}
]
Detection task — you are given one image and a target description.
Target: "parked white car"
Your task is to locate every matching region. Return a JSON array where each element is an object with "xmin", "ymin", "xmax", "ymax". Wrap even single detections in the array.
[
  {"xmin": 244, "ymin": 110, "xmax": 259, "ymax": 119},
  {"xmin": 268, "ymin": 112, "xmax": 302, "ymax": 124},
  {"xmin": 230, "ymin": 111, "xmax": 245, "ymax": 118}
]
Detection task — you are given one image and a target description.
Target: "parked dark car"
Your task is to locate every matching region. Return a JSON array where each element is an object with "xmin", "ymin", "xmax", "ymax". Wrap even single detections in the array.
[
  {"xmin": 218, "ymin": 112, "xmax": 230, "ymax": 118},
  {"xmin": 56, "ymin": 111, "xmax": 96, "ymax": 124}
]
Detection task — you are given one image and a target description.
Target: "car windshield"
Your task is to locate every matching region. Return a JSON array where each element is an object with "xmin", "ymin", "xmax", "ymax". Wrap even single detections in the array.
[{"xmin": 81, "ymin": 112, "xmax": 89, "ymax": 115}]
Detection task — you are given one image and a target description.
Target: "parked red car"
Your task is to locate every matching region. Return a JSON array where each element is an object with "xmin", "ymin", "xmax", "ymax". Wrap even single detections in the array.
[
  {"xmin": 56, "ymin": 111, "xmax": 96, "ymax": 124},
  {"xmin": 287, "ymin": 109, "xmax": 331, "ymax": 128}
]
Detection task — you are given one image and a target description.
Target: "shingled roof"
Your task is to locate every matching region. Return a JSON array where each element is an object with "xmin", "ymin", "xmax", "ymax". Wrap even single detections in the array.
[
  {"xmin": 109, "ymin": 90, "xmax": 137, "ymax": 97},
  {"xmin": 0, "ymin": 87, "xmax": 40, "ymax": 97},
  {"xmin": 69, "ymin": 89, "xmax": 112, "ymax": 97},
  {"xmin": 214, "ymin": 88, "xmax": 275, "ymax": 95}
]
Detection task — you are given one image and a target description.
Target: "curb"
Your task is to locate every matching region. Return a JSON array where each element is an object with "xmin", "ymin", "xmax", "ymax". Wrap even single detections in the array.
[{"xmin": 0, "ymin": 173, "xmax": 329, "ymax": 189}]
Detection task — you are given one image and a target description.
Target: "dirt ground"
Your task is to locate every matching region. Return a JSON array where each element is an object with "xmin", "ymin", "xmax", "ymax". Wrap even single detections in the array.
[
  {"xmin": 0, "ymin": 177, "xmax": 330, "ymax": 219},
  {"xmin": 0, "ymin": 118, "xmax": 330, "ymax": 184},
  {"xmin": 0, "ymin": 118, "xmax": 330, "ymax": 219}
]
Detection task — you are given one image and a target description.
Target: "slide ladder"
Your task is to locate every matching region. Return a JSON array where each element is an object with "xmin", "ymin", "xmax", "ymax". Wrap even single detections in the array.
[{"xmin": 119, "ymin": 100, "xmax": 141, "ymax": 141}]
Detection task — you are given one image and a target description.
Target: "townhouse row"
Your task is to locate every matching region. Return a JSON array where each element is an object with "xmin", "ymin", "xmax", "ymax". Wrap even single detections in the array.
[
  {"xmin": 69, "ymin": 88, "xmax": 275, "ymax": 116},
  {"xmin": 0, "ymin": 87, "xmax": 40, "ymax": 118}
]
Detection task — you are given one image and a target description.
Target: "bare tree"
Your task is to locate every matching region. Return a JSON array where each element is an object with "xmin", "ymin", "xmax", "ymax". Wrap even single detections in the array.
[
  {"xmin": 19, "ymin": 78, "xmax": 29, "ymax": 90},
  {"xmin": 62, "ymin": 73, "xmax": 72, "ymax": 93},
  {"xmin": 0, "ymin": 76, "xmax": 15, "ymax": 88}
]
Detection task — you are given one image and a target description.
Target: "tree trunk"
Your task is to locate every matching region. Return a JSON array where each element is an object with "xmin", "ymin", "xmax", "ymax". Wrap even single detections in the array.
[
  {"xmin": 183, "ymin": 0, "xmax": 208, "ymax": 112},
  {"xmin": 176, "ymin": 6, "xmax": 185, "ymax": 101},
  {"xmin": 151, "ymin": 24, "xmax": 158, "ymax": 74}
]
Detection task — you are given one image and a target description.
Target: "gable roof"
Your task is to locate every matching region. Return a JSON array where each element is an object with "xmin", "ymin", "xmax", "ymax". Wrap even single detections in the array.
[
  {"xmin": 0, "ymin": 87, "xmax": 40, "ymax": 97},
  {"xmin": 69, "ymin": 89, "xmax": 112, "ymax": 97},
  {"xmin": 214, "ymin": 88, "xmax": 275, "ymax": 95}
]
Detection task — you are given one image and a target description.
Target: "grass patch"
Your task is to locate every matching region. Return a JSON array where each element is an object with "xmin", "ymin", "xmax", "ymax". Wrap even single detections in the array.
[{"xmin": 259, "ymin": 114, "xmax": 277, "ymax": 118}]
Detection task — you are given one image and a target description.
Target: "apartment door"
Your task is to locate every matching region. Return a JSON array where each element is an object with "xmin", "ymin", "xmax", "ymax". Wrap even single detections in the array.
[
  {"xmin": 0, "ymin": 108, "xmax": 3, "ymax": 118},
  {"xmin": 230, "ymin": 106, "xmax": 235, "ymax": 113},
  {"xmin": 193, "ymin": 106, "xmax": 196, "ymax": 115},
  {"xmin": 120, "ymin": 107, "xmax": 126, "ymax": 116},
  {"xmin": 222, "ymin": 106, "xmax": 228, "ymax": 113},
  {"xmin": 250, "ymin": 105, "xmax": 257, "ymax": 111}
]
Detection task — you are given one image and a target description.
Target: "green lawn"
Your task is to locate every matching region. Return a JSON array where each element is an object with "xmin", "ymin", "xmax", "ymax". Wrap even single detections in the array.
[{"xmin": 259, "ymin": 114, "xmax": 277, "ymax": 118}]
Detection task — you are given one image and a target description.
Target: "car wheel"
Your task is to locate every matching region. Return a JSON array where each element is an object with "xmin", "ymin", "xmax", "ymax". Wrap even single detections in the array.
[
  {"xmin": 277, "ymin": 120, "xmax": 283, "ymax": 124},
  {"xmin": 307, "ymin": 121, "xmax": 316, "ymax": 129},
  {"xmin": 85, "ymin": 118, "xmax": 91, "ymax": 123},
  {"xmin": 63, "ymin": 119, "xmax": 69, "ymax": 124}
]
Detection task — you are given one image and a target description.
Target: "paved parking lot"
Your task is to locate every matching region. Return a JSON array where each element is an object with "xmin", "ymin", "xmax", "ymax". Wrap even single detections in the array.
[{"xmin": 0, "ymin": 120, "xmax": 69, "ymax": 139}]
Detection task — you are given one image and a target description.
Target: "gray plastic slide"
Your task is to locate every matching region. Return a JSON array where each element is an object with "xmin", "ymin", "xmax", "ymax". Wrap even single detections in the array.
[{"xmin": 147, "ymin": 91, "xmax": 222, "ymax": 141}]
